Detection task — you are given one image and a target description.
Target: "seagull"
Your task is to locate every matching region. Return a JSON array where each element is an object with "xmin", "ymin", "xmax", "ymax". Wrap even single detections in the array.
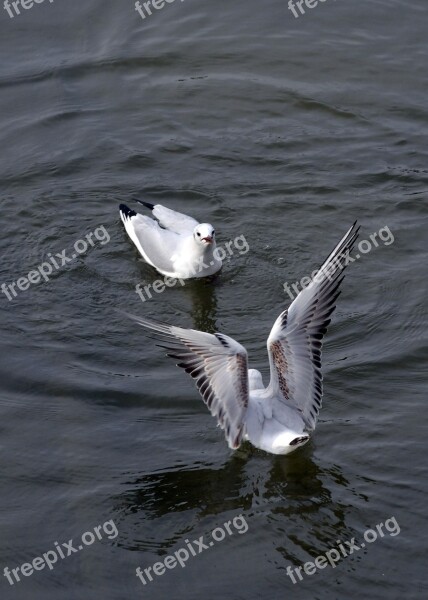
[
  {"xmin": 119, "ymin": 200, "xmax": 222, "ymax": 279},
  {"xmin": 122, "ymin": 222, "xmax": 359, "ymax": 455}
]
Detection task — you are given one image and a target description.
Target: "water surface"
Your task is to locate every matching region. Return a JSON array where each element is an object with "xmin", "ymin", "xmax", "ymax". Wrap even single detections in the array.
[{"xmin": 0, "ymin": 1, "xmax": 427, "ymax": 598}]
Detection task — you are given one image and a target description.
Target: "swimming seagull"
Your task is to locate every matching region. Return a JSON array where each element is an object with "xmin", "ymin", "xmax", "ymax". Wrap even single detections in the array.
[
  {"xmin": 122, "ymin": 222, "xmax": 359, "ymax": 455},
  {"xmin": 119, "ymin": 200, "xmax": 222, "ymax": 279}
]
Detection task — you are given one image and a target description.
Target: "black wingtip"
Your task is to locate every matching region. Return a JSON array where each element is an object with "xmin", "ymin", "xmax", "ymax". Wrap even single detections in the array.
[
  {"xmin": 119, "ymin": 203, "xmax": 137, "ymax": 218},
  {"xmin": 132, "ymin": 198, "xmax": 155, "ymax": 211},
  {"xmin": 352, "ymin": 220, "xmax": 360, "ymax": 235}
]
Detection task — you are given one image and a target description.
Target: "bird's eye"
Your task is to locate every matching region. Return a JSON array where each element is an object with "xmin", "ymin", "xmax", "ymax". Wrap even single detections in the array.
[
  {"xmin": 212, "ymin": 230, "xmax": 215, "ymax": 235},
  {"xmin": 197, "ymin": 232, "xmax": 201, "ymax": 237}
]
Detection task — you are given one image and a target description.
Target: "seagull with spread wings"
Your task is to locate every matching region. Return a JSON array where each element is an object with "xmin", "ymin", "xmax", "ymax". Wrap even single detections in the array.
[{"xmin": 123, "ymin": 222, "xmax": 359, "ymax": 455}]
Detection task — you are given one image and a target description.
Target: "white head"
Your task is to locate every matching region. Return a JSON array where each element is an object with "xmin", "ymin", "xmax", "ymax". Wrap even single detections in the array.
[{"xmin": 193, "ymin": 223, "xmax": 216, "ymax": 246}]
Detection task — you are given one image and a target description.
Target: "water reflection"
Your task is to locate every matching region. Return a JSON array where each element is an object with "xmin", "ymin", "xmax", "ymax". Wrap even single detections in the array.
[
  {"xmin": 114, "ymin": 444, "xmax": 368, "ymax": 562},
  {"xmin": 266, "ymin": 449, "xmax": 367, "ymax": 566},
  {"xmin": 183, "ymin": 276, "xmax": 219, "ymax": 333}
]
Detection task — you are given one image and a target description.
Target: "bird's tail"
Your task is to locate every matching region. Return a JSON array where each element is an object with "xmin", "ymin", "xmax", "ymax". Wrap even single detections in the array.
[{"xmin": 119, "ymin": 204, "xmax": 137, "ymax": 223}]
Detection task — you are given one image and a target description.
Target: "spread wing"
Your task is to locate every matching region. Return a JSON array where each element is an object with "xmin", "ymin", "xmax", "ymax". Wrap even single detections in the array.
[
  {"xmin": 123, "ymin": 314, "xmax": 249, "ymax": 449},
  {"xmin": 267, "ymin": 222, "xmax": 360, "ymax": 430}
]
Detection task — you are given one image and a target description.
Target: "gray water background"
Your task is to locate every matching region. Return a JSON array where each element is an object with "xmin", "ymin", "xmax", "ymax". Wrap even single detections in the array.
[{"xmin": 0, "ymin": 1, "xmax": 427, "ymax": 598}]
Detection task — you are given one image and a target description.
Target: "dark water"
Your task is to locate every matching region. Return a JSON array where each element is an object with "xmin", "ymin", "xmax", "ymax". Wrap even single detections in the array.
[{"xmin": 0, "ymin": 1, "xmax": 427, "ymax": 598}]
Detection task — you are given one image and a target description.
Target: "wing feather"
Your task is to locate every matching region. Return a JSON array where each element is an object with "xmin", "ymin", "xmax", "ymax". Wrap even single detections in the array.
[
  {"xmin": 123, "ymin": 314, "xmax": 249, "ymax": 449},
  {"xmin": 120, "ymin": 208, "xmax": 178, "ymax": 273},
  {"xmin": 152, "ymin": 204, "xmax": 199, "ymax": 234},
  {"xmin": 267, "ymin": 222, "xmax": 360, "ymax": 430}
]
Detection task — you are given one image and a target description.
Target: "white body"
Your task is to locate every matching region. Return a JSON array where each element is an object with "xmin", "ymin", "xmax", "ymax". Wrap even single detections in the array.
[
  {"xmin": 244, "ymin": 369, "xmax": 308, "ymax": 455},
  {"xmin": 244, "ymin": 393, "xmax": 308, "ymax": 455}
]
